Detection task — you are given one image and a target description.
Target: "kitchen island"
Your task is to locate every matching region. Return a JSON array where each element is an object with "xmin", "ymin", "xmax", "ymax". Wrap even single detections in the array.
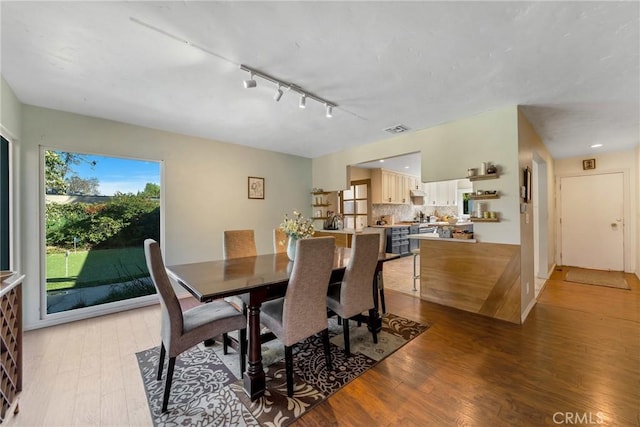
[
  {"xmin": 411, "ymin": 236, "xmax": 521, "ymax": 324},
  {"xmin": 313, "ymin": 229, "xmax": 358, "ymax": 247}
]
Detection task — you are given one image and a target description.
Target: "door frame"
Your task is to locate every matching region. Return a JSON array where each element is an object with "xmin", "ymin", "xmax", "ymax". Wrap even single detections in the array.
[{"xmin": 556, "ymin": 168, "xmax": 631, "ymax": 273}]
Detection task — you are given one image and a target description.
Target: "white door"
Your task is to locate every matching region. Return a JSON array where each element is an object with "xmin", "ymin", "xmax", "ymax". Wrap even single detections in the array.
[{"xmin": 560, "ymin": 173, "xmax": 624, "ymax": 271}]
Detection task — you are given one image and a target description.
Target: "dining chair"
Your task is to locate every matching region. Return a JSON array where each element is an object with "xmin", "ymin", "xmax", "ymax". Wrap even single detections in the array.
[
  {"xmin": 326, "ymin": 233, "xmax": 379, "ymax": 356},
  {"xmin": 144, "ymin": 239, "xmax": 247, "ymax": 413},
  {"xmin": 361, "ymin": 227, "xmax": 387, "ymax": 313},
  {"xmin": 273, "ymin": 228, "xmax": 288, "ymax": 254},
  {"xmin": 223, "ymin": 229, "xmax": 257, "ymax": 259},
  {"xmin": 222, "ymin": 229, "xmax": 258, "ymax": 354},
  {"xmin": 259, "ymin": 236, "xmax": 336, "ymax": 397}
]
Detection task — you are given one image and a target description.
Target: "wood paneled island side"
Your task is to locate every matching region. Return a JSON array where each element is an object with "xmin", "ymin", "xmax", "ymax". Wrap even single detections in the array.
[{"xmin": 417, "ymin": 238, "xmax": 521, "ymax": 324}]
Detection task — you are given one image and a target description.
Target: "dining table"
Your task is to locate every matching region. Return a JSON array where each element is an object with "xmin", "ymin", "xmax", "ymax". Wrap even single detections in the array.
[{"xmin": 166, "ymin": 246, "xmax": 399, "ymax": 401}]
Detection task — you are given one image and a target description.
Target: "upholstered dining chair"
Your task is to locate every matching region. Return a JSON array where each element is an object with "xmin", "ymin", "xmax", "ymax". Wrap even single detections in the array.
[
  {"xmin": 259, "ymin": 236, "xmax": 336, "ymax": 397},
  {"xmin": 326, "ymin": 233, "xmax": 379, "ymax": 356},
  {"xmin": 273, "ymin": 228, "xmax": 288, "ymax": 254},
  {"xmin": 144, "ymin": 239, "xmax": 247, "ymax": 413},
  {"xmin": 361, "ymin": 227, "xmax": 387, "ymax": 313},
  {"xmin": 223, "ymin": 229, "xmax": 257, "ymax": 259}
]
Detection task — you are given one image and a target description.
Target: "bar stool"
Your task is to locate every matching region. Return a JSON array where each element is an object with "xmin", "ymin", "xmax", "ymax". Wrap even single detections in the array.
[{"xmin": 411, "ymin": 248, "xmax": 420, "ymax": 291}]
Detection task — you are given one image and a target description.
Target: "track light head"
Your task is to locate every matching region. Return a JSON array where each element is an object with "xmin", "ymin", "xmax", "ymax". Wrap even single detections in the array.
[
  {"xmin": 243, "ymin": 72, "xmax": 256, "ymax": 88},
  {"xmin": 325, "ymin": 103, "xmax": 333, "ymax": 118},
  {"xmin": 274, "ymin": 85, "xmax": 283, "ymax": 102},
  {"xmin": 299, "ymin": 93, "xmax": 307, "ymax": 109}
]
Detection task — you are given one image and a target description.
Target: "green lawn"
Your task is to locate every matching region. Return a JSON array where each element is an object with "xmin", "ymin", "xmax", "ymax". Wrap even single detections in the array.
[{"xmin": 46, "ymin": 247, "xmax": 148, "ymax": 291}]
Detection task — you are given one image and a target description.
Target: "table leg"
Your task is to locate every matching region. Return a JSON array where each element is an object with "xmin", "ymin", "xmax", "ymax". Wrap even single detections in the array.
[
  {"xmin": 368, "ymin": 263, "xmax": 383, "ymax": 336},
  {"xmin": 243, "ymin": 295, "xmax": 266, "ymax": 401}
]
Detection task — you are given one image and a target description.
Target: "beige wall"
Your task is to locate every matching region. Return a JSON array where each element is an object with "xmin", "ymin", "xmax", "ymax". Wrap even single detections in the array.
[
  {"xmin": 313, "ymin": 107, "xmax": 522, "ymax": 244},
  {"xmin": 555, "ymin": 149, "xmax": 638, "ymax": 274},
  {"xmin": 18, "ymin": 105, "xmax": 311, "ymax": 329}
]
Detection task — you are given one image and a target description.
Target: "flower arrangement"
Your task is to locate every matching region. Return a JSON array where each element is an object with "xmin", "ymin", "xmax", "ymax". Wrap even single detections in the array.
[{"xmin": 280, "ymin": 210, "xmax": 315, "ymax": 239}]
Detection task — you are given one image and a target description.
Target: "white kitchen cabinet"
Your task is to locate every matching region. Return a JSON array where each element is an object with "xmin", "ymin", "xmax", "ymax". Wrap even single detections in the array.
[{"xmin": 424, "ymin": 179, "xmax": 458, "ymax": 206}]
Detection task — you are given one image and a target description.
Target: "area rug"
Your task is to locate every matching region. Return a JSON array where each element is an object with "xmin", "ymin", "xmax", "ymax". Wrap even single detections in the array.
[
  {"xmin": 136, "ymin": 313, "xmax": 428, "ymax": 426},
  {"xmin": 565, "ymin": 267, "xmax": 630, "ymax": 290}
]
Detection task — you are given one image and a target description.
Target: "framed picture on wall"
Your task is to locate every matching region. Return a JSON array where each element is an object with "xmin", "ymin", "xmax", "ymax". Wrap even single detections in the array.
[
  {"xmin": 248, "ymin": 176, "xmax": 264, "ymax": 199},
  {"xmin": 582, "ymin": 158, "xmax": 596, "ymax": 170}
]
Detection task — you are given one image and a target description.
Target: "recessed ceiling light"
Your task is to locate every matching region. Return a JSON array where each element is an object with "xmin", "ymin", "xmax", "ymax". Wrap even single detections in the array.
[
  {"xmin": 591, "ymin": 143, "xmax": 603, "ymax": 148},
  {"xmin": 404, "ymin": 166, "xmax": 410, "ymax": 169},
  {"xmin": 379, "ymin": 159, "xmax": 385, "ymax": 163}
]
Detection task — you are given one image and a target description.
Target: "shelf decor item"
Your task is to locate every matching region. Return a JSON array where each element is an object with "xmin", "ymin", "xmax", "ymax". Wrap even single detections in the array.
[
  {"xmin": 248, "ymin": 176, "xmax": 264, "ymax": 199},
  {"xmin": 279, "ymin": 210, "xmax": 315, "ymax": 260}
]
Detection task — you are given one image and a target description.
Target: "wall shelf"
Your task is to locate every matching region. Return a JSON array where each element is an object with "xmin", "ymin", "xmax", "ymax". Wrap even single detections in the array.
[
  {"xmin": 469, "ymin": 173, "xmax": 499, "ymax": 181},
  {"xmin": 470, "ymin": 217, "xmax": 500, "ymax": 222},
  {"xmin": 468, "ymin": 193, "xmax": 499, "ymax": 200},
  {"xmin": 312, "ymin": 203, "xmax": 331, "ymax": 207},
  {"xmin": 311, "ymin": 191, "xmax": 331, "ymax": 195}
]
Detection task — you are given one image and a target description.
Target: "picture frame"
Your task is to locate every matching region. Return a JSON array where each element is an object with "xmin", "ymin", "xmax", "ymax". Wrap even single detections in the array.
[
  {"xmin": 582, "ymin": 158, "xmax": 596, "ymax": 170},
  {"xmin": 248, "ymin": 176, "xmax": 264, "ymax": 199}
]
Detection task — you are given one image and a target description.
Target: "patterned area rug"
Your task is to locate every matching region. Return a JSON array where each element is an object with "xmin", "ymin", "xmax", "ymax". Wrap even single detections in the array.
[{"xmin": 136, "ymin": 313, "xmax": 429, "ymax": 426}]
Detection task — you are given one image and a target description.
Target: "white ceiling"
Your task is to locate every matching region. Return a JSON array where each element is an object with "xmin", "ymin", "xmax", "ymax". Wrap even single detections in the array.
[{"xmin": 1, "ymin": 2, "xmax": 638, "ymax": 160}]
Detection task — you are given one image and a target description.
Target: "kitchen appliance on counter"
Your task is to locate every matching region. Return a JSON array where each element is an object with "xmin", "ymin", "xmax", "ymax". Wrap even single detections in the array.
[{"xmin": 380, "ymin": 215, "xmax": 395, "ymax": 225}]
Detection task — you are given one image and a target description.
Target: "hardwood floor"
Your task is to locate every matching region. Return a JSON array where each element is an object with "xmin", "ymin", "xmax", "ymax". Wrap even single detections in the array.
[
  {"xmin": 296, "ymin": 268, "xmax": 640, "ymax": 426},
  {"xmin": 7, "ymin": 267, "xmax": 639, "ymax": 426}
]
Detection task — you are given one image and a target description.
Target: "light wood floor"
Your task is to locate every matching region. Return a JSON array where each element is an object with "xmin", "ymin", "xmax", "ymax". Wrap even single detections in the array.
[{"xmin": 7, "ymin": 265, "xmax": 639, "ymax": 426}]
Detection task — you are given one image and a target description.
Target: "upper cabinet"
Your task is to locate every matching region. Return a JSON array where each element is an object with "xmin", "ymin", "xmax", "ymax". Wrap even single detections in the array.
[
  {"xmin": 424, "ymin": 180, "xmax": 458, "ymax": 206},
  {"xmin": 371, "ymin": 169, "xmax": 413, "ymax": 204}
]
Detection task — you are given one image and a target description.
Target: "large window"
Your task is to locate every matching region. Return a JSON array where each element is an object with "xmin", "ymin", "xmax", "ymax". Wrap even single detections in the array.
[
  {"xmin": 341, "ymin": 180, "xmax": 369, "ymax": 230},
  {"xmin": 43, "ymin": 150, "xmax": 161, "ymax": 315},
  {"xmin": 1, "ymin": 136, "xmax": 9, "ymax": 270}
]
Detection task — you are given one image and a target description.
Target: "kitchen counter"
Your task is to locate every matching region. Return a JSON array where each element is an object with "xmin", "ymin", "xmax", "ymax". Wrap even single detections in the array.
[
  {"xmin": 408, "ymin": 233, "xmax": 476, "ymax": 243},
  {"xmin": 315, "ymin": 228, "xmax": 358, "ymax": 234},
  {"xmin": 372, "ymin": 221, "xmax": 472, "ymax": 228}
]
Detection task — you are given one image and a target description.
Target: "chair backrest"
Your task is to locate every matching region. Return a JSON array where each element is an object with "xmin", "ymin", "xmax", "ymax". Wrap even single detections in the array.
[
  {"xmin": 273, "ymin": 228, "xmax": 288, "ymax": 254},
  {"xmin": 361, "ymin": 227, "xmax": 386, "ymax": 253},
  {"xmin": 281, "ymin": 236, "xmax": 335, "ymax": 346},
  {"xmin": 224, "ymin": 229, "xmax": 257, "ymax": 259},
  {"xmin": 339, "ymin": 233, "xmax": 380, "ymax": 318},
  {"xmin": 144, "ymin": 239, "xmax": 183, "ymax": 344}
]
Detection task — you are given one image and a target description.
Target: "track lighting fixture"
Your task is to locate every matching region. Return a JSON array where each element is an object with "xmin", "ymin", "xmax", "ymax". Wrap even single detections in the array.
[
  {"xmin": 243, "ymin": 72, "xmax": 256, "ymax": 88},
  {"xmin": 274, "ymin": 84, "xmax": 283, "ymax": 102},
  {"xmin": 240, "ymin": 64, "xmax": 336, "ymax": 117}
]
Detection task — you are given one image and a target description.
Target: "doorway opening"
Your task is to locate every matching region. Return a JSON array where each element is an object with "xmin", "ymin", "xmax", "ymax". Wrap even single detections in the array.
[{"xmin": 532, "ymin": 155, "xmax": 549, "ymax": 297}]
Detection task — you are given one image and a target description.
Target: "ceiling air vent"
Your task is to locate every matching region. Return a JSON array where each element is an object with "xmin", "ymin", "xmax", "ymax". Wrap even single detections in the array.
[{"xmin": 383, "ymin": 124, "xmax": 410, "ymax": 134}]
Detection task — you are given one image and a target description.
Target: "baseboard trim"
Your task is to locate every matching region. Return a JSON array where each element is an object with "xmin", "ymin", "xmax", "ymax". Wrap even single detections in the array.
[{"xmin": 521, "ymin": 298, "xmax": 537, "ymax": 323}]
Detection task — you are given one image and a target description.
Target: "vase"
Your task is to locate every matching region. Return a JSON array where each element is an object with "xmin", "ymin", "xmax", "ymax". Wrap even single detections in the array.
[{"xmin": 287, "ymin": 236, "xmax": 298, "ymax": 261}]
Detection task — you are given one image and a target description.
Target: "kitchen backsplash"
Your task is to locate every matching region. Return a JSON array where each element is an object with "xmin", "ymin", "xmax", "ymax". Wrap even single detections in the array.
[{"xmin": 372, "ymin": 204, "xmax": 458, "ymax": 223}]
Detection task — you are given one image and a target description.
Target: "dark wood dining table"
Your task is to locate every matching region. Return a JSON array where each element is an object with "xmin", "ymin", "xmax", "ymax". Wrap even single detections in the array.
[{"xmin": 166, "ymin": 247, "xmax": 398, "ymax": 401}]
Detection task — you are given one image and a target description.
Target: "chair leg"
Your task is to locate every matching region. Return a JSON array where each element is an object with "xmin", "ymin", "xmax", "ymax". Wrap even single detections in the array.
[
  {"xmin": 343, "ymin": 318, "xmax": 351, "ymax": 357},
  {"xmin": 284, "ymin": 345, "xmax": 294, "ymax": 397},
  {"xmin": 368, "ymin": 308, "xmax": 378, "ymax": 344},
  {"xmin": 321, "ymin": 328, "xmax": 332, "ymax": 370},
  {"xmin": 223, "ymin": 332, "xmax": 229, "ymax": 355},
  {"xmin": 239, "ymin": 327, "xmax": 247, "ymax": 378},
  {"xmin": 161, "ymin": 356, "xmax": 176, "ymax": 413},
  {"xmin": 157, "ymin": 343, "xmax": 166, "ymax": 381}
]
